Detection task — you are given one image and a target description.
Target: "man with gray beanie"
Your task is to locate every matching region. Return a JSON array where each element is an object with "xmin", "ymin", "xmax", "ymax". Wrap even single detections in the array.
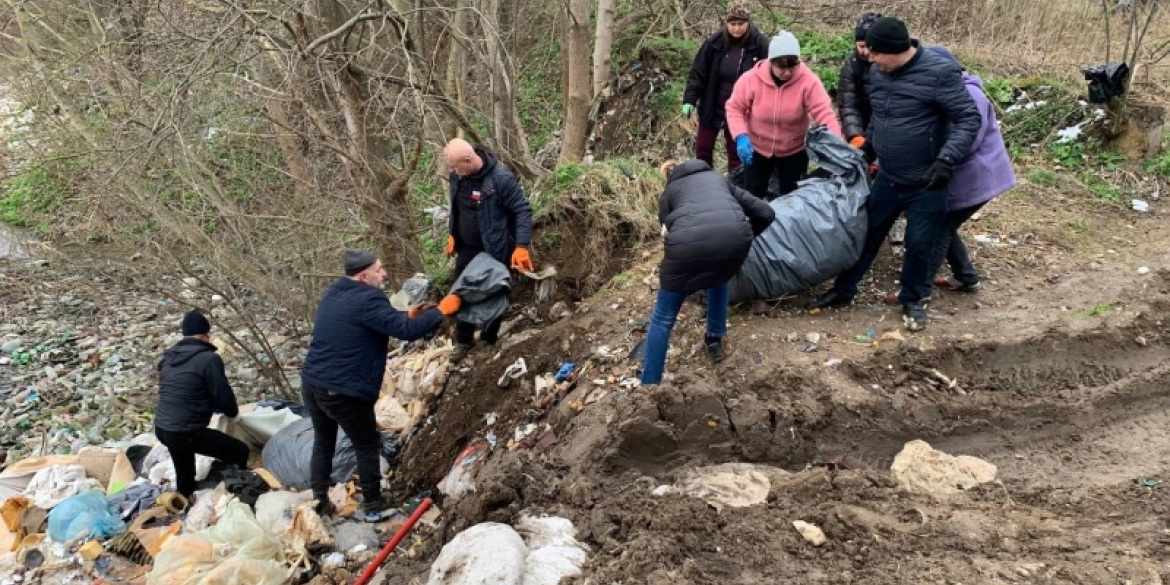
[
  {"xmin": 808, "ymin": 16, "xmax": 980, "ymax": 330},
  {"xmin": 154, "ymin": 310, "xmax": 248, "ymax": 498},
  {"xmin": 300, "ymin": 250, "xmax": 461, "ymax": 521}
]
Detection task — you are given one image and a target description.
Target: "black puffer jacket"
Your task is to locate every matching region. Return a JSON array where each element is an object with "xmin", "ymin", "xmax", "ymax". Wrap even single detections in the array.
[
  {"xmin": 155, "ymin": 339, "xmax": 239, "ymax": 433},
  {"xmin": 867, "ymin": 41, "xmax": 981, "ymax": 186},
  {"xmin": 683, "ymin": 26, "xmax": 769, "ymax": 128},
  {"xmin": 659, "ymin": 160, "xmax": 775, "ymax": 292},
  {"xmin": 447, "ymin": 149, "xmax": 533, "ymax": 267},
  {"xmin": 836, "ymin": 52, "xmax": 872, "ymax": 139}
]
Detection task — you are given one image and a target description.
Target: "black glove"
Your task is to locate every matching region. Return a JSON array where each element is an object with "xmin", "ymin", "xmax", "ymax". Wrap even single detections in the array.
[{"xmin": 926, "ymin": 160, "xmax": 954, "ymax": 191}]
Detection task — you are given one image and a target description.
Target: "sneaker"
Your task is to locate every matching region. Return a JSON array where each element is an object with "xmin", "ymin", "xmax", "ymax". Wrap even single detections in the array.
[
  {"xmin": 933, "ymin": 277, "xmax": 982, "ymax": 293},
  {"xmin": 883, "ymin": 292, "xmax": 932, "ymax": 306},
  {"xmin": 450, "ymin": 343, "xmax": 473, "ymax": 363},
  {"xmin": 902, "ymin": 302, "xmax": 929, "ymax": 331},
  {"xmin": 705, "ymin": 335, "xmax": 725, "ymax": 363},
  {"xmin": 356, "ymin": 500, "xmax": 396, "ymax": 523},
  {"xmin": 806, "ymin": 290, "xmax": 853, "ymax": 310}
]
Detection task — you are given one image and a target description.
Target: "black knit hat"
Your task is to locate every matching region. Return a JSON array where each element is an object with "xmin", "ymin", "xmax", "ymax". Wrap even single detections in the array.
[
  {"xmin": 181, "ymin": 310, "xmax": 210, "ymax": 336},
  {"xmin": 855, "ymin": 12, "xmax": 882, "ymax": 41},
  {"xmin": 343, "ymin": 249, "xmax": 377, "ymax": 276},
  {"xmin": 865, "ymin": 17, "xmax": 911, "ymax": 54}
]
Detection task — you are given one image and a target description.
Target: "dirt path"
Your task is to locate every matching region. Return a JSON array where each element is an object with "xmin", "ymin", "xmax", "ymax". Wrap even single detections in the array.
[{"xmin": 384, "ymin": 187, "xmax": 1170, "ymax": 584}]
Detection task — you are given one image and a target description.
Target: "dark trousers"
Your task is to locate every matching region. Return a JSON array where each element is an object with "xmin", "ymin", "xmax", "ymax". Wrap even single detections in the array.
[
  {"xmin": 154, "ymin": 426, "xmax": 249, "ymax": 498},
  {"xmin": 930, "ymin": 202, "xmax": 985, "ymax": 286},
  {"xmin": 746, "ymin": 149, "xmax": 809, "ymax": 201},
  {"xmin": 302, "ymin": 382, "xmax": 383, "ymax": 507},
  {"xmin": 695, "ymin": 120, "xmax": 741, "ymax": 172},
  {"xmin": 453, "ymin": 250, "xmax": 504, "ymax": 345},
  {"xmin": 831, "ymin": 173, "xmax": 948, "ymax": 304}
]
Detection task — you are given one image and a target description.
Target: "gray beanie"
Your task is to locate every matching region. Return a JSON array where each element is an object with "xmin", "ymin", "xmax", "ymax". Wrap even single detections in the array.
[
  {"xmin": 344, "ymin": 249, "xmax": 377, "ymax": 276},
  {"xmin": 768, "ymin": 31, "xmax": 800, "ymax": 60}
]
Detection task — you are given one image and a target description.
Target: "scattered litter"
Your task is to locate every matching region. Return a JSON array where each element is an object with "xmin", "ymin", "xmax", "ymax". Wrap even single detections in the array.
[
  {"xmin": 321, "ymin": 552, "xmax": 347, "ymax": 569},
  {"xmin": 823, "ymin": 358, "xmax": 843, "ymax": 367},
  {"xmin": 517, "ymin": 515, "xmax": 590, "ymax": 585},
  {"xmin": 651, "ymin": 485, "xmax": 674, "ymax": 496},
  {"xmin": 498, "ymin": 357, "xmax": 528, "ymax": 387},
  {"xmin": 437, "ymin": 439, "xmax": 491, "ymax": 499},
  {"xmin": 973, "ymin": 235, "xmax": 1001, "ymax": 245},
  {"xmin": 880, "ymin": 330, "xmax": 906, "ymax": 342},
  {"xmin": 485, "ymin": 412, "xmax": 499, "ymax": 426},
  {"xmin": 23, "ymin": 465, "xmax": 103, "ymax": 509},
  {"xmin": 1138, "ymin": 266, "xmax": 1150, "ymax": 275},
  {"xmin": 794, "ymin": 341, "xmax": 818, "ymax": 353},
  {"xmin": 485, "ymin": 432, "xmax": 498, "ymax": 449},
  {"xmin": 1132, "ymin": 199, "xmax": 1149, "ymax": 212},
  {"xmin": 677, "ymin": 463, "xmax": 773, "ymax": 511},
  {"xmin": 262, "ymin": 417, "xmax": 396, "ymax": 489},
  {"xmin": 426, "ymin": 523, "xmax": 527, "ymax": 585},
  {"xmin": 328, "ymin": 482, "xmax": 358, "ymax": 518},
  {"xmin": 47, "ymin": 490, "xmax": 126, "ymax": 543},
  {"xmin": 805, "ymin": 332, "xmax": 821, "ymax": 345},
  {"xmin": 792, "ymin": 520, "xmax": 826, "ymax": 546},
  {"xmin": 335, "ymin": 522, "xmax": 378, "ymax": 555}
]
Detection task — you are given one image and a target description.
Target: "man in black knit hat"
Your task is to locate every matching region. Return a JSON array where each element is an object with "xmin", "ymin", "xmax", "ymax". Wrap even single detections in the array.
[
  {"xmin": 154, "ymin": 310, "xmax": 249, "ymax": 498},
  {"xmin": 809, "ymin": 16, "xmax": 980, "ymax": 330}
]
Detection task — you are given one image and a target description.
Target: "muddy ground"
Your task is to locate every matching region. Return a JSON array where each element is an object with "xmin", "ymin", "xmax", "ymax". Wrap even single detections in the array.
[{"xmin": 384, "ymin": 182, "xmax": 1170, "ymax": 584}]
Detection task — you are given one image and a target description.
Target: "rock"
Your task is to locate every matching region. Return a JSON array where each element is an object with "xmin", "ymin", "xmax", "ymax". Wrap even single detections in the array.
[
  {"xmin": 792, "ymin": 520, "xmax": 826, "ymax": 546},
  {"xmin": 237, "ymin": 367, "xmax": 259, "ymax": 381},
  {"xmin": 549, "ymin": 302, "xmax": 572, "ymax": 321},
  {"xmin": 890, "ymin": 440, "xmax": 997, "ymax": 496},
  {"xmin": 804, "ymin": 332, "xmax": 821, "ymax": 345},
  {"xmin": 1, "ymin": 339, "xmax": 20, "ymax": 353}
]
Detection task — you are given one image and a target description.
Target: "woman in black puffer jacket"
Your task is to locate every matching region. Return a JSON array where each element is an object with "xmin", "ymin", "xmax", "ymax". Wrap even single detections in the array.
[{"xmin": 641, "ymin": 160, "xmax": 775, "ymax": 386}]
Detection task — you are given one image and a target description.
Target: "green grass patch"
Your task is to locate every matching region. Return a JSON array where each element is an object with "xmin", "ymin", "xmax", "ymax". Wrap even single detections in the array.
[
  {"xmin": 1143, "ymin": 148, "xmax": 1170, "ymax": 179},
  {"xmin": 1080, "ymin": 173, "xmax": 1121, "ymax": 202},
  {"xmin": 1026, "ymin": 169, "xmax": 1058, "ymax": 185},
  {"xmin": 1, "ymin": 163, "xmax": 70, "ymax": 227}
]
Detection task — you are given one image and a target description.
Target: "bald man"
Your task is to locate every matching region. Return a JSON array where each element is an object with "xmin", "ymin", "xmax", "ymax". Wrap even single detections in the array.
[{"xmin": 442, "ymin": 139, "xmax": 534, "ymax": 361}]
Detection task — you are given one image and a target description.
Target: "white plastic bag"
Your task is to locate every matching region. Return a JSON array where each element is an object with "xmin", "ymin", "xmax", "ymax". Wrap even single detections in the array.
[
  {"xmin": 254, "ymin": 490, "xmax": 314, "ymax": 535},
  {"xmin": 24, "ymin": 465, "xmax": 103, "ymax": 509},
  {"xmin": 425, "ymin": 523, "xmax": 527, "ymax": 585},
  {"xmin": 516, "ymin": 515, "xmax": 589, "ymax": 585}
]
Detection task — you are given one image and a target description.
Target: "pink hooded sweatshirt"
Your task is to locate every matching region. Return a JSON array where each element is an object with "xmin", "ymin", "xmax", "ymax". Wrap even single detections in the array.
[{"xmin": 725, "ymin": 61, "xmax": 842, "ymax": 158}]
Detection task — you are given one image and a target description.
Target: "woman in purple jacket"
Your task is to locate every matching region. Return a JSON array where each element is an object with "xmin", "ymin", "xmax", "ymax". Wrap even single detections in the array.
[{"xmin": 926, "ymin": 46, "xmax": 1015, "ymax": 293}]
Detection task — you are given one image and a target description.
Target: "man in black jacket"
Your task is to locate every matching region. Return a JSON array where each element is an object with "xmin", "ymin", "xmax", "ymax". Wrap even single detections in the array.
[
  {"xmin": 837, "ymin": 12, "xmax": 881, "ymax": 148},
  {"xmin": 682, "ymin": 0, "xmax": 768, "ymax": 172},
  {"xmin": 809, "ymin": 17, "xmax": 980, "ymax": 330},
  {"xmin": 154, "ymin": 310, "xmax": 248, "ymax": 498},
  {"xmin": 443, "ymin": 138, "xmax": 534, "ymax": 361},
  {"xmin": 300, "ymin": 250, "xmax": 461, "ymax": 521}
]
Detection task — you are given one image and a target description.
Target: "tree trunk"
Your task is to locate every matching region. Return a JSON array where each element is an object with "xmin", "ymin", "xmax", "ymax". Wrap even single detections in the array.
[
  {"xmin": 443, "ymin": 0, "xmax": 469, "ymax": 140},
  {"xmin": 592, "ymin": 0, "xmax": 617, "ymax": 97},
  {"xmin": 559, "ymin": 0, "xmax": 592, "ymax": 162}
]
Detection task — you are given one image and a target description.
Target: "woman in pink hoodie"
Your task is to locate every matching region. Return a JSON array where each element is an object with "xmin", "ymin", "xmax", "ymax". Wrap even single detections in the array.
[{"xmin": 726, "ymin": 31, "xmax": 842, "ymax": 200}]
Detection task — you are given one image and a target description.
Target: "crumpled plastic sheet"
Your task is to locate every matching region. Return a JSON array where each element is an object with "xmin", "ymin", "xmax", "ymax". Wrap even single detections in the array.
[{"xmin": 23, "ymin": 465, "xmax": 104, "ymax": 509}]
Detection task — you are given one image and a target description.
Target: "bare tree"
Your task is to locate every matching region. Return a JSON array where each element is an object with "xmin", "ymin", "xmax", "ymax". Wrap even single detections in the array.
[
  {"xmin": 559, "ymin": 0, "xmax": 592, "ymax": 162},
  {"xmin": 593, "ymin": 0, "xmax": 617, "ymax": 97}
]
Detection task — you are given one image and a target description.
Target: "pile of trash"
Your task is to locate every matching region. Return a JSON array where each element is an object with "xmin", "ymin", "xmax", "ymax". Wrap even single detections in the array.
[{"xmin": 0, "ymin": 398, "xmax": 425, "ymax": 585}]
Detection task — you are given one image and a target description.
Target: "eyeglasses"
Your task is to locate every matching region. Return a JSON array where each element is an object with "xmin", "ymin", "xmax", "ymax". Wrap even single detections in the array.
[{"xmin": 770, "ymin": 56, "xmax": 799, "ymax": 69}]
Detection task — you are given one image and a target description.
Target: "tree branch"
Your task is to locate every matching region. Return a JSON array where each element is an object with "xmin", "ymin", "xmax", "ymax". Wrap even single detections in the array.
[{"xmin": 305, "ymin": 11, "xmax": 385, "ymax": 54}]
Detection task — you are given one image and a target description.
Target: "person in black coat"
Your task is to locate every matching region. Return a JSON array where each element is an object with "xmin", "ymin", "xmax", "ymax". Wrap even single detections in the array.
[
  {"xmin": 154, "ymin": 310, "xmax": 248, "ymax": 498},
  {"xmin": 681, "ymin": 0, "xmax": 768, "ymax": 172},
  {"xmin": 809, "ymin": 17, "xmax": 980, "ymax": 330},
  {"xmin": 641, "ymin": 160, "xmax": 775, "ymax": 386},
  {"xmin": 837, "ymin": 12, "xmax": 882, "ymax": 148},
  {"xmin": 300, "ymin": 250, "xmax": 461, "ymax": 521}
]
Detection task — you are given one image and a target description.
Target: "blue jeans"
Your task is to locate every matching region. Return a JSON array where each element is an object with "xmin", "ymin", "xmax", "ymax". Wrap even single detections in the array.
[
  {"xmin": 831, "ymin": 173, "xmax": 949, "ymax": 304},
  {"xmin": 640, "ymin": 283, "xmax": 729, "ymax": 385}
]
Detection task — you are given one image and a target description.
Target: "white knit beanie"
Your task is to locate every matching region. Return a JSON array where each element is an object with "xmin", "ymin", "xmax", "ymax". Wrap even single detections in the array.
[{"xmin": 767, "ymin": 31, "xmax": 800, "ymax": 59}]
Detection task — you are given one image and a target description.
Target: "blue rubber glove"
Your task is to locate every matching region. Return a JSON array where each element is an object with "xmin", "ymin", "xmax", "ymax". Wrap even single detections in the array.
[{"xmin": 735, "ymin": 134, "xmax": 753, "ymax": 166}]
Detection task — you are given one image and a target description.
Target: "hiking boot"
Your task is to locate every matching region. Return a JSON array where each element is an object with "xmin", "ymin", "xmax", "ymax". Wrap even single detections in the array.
[
  {"xmin": 477, "ymin": 342, "xmax": 498, "ymax": 358},
  {"xmin": 450, "ymin": 343, "xmax": 473, "ymax": 363},
  {"xmin": 705, "ymin": 335, "xmax": 725, "ymax": 363},
  {"xmin": 902, "ymin": 302, "xmax": 929, "ymax": 331},
  {"xmin": 313, "ymin": 495, "xmax": 335, "ymax": 517},
  {"xmin": 807, "ymin": 290, "xmax": 853, "ymax": 310},
  {"xmin": 933, "ymin": 277, "xmax": 982, "ymax": 293}
]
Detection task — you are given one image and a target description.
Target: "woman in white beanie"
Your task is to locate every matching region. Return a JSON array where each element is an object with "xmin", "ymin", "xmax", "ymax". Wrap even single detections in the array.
[{"xmin": 725, "ymin": 31, "xmax": 842, "ymax": 200}]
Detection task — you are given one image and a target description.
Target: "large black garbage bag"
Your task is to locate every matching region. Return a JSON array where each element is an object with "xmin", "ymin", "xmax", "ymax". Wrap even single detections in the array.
[
  {"xmin": 261, "ymin": 416, "xmax": 398, "ymax": 489},
  {"xmin": 728, "ymin": 127, "xmax": 870, "ymax": 303},
  {"xmin": 1082, "ymin": 61, "xmax": 1130, "ymax": 104}
]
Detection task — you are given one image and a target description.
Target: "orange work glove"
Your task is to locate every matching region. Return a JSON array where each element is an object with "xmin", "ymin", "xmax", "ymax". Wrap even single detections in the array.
[
  {"xmin": 437, "ymin": 294, "xmax": 462, "ymax": 316},
  {"xmin": 510, "ymin": 246, "xmax": 534, "ymax": 272},
  {"xmin": 849, "ymin": 136, "xmax": 866, "ymax": 149},
  {"xmin": 445, "ymin": 235, "xmax": 455, "ymax": 257},
  {"xmin": 407, "ymin": 303, "xmax": 428, "ymax": 319}
]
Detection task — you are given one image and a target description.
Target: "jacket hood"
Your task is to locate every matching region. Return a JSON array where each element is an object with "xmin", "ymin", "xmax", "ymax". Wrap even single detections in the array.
[
  {"xmin": 668, "ymin": 160, "xmax": 712, "ymax": 182},
  {"xmin": 751, "ymin": 59, "xmax": 809, "ymax": 87},
  {"xmin": 162, "ymin": 338, "xmax": 217, "ymax": 367},
  {"xmin": 713, "ymin": 24, "xmax": 764, "ymax": 49},
  {"xmin": 471, "ymin": 148, "xmax": 498, "ymax": 179},
  {"xmin": 963, "ymin": 73, "xmax": 983, "ymax": 89}
]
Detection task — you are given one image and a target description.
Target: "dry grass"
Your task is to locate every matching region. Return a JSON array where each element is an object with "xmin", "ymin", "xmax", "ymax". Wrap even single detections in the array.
[{"xmin": 774, "ymin": 0, "xmax": 1170, "ymax": 97}]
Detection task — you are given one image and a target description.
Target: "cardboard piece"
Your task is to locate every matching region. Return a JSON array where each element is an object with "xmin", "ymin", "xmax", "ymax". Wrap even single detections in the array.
[{"xmin": 78, "ymin": 447, "xmax": 137, "ymax": 495}]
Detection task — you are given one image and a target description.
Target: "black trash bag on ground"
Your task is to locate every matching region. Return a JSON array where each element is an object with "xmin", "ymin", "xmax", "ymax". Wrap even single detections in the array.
[
  {"xmin": 1082, "ymin": 61, "xmax": 1130, "ymax": 104},
  {"xmin": 727, "ymin": 127, "xmax": 870, "ymax": 303},
  {"xmin": 261, "ymin": 416, "xmax": 399, "ymax": 489},
  {"xmin": 255, "ymin": 398, "xmax": 309, "ymax": 417},
  {"xmin": 220, "ymin": 468, "xmax": 270, "ymax": 508}
]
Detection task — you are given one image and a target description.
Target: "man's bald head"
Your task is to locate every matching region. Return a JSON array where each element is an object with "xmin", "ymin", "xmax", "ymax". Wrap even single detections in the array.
[{"xmin": 443, "ymin": 139, "xmax": 483, "ymax": 177}]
